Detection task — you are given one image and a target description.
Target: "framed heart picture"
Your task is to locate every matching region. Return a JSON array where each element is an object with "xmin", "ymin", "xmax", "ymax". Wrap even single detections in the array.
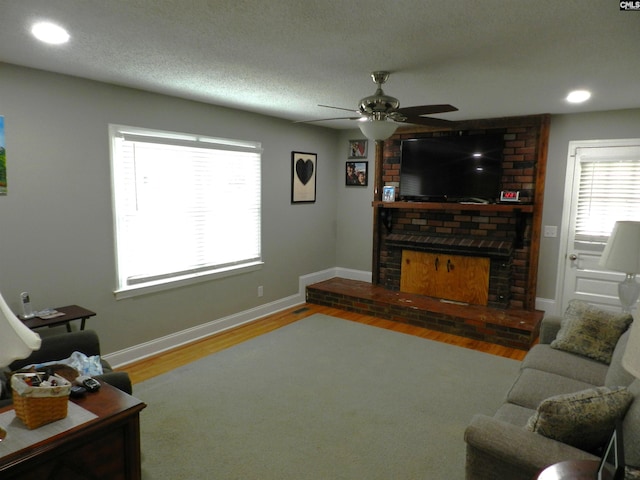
[{"xmin": 291, "ymin": 151, "xmax": 317, "ymax": 203}]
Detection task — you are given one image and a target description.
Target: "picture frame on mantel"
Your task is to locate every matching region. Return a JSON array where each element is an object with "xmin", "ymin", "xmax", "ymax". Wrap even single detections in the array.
[
  {"xmin": 291, "ymin": 151, "xmax": 317, "ymax": 203},
  {"xmin": 348, "ymin": 139, "xmax": 367, "ymax": 159},
  {"xmin": 382, "ymin": 185, "xmax": 395, "ymax": 202}
]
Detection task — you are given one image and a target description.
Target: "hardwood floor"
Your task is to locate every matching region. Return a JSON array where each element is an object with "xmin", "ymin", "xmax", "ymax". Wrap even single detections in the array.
[{"xmin": 120, "ymin": 303, "xmax": 528, "ymax": 385}]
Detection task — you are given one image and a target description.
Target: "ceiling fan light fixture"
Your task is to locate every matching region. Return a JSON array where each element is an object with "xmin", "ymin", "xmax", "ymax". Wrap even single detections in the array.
[{"xmin": 358, "ymin": 118, "xmax": 398, "ymax": 141}]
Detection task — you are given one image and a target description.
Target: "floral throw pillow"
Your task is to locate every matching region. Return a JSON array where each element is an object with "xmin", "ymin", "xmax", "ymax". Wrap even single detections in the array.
[
  {"xmin": 526, "ymin": 386, "xmax": 633, "ymax": 453},
  {"xmin": 550, "ymin": 300, "xmax": 633, "ymax": 364}
]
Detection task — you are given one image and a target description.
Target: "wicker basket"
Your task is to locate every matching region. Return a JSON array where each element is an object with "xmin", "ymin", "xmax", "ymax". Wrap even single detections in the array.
[{"xmin": 11, "ymin": 373, "xmax": 71, "ymax": 429}]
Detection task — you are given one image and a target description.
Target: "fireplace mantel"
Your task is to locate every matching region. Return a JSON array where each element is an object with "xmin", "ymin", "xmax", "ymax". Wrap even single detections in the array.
[{"xmin": 372, "ymin": 201, "xmax": 534, "ymax": 213}]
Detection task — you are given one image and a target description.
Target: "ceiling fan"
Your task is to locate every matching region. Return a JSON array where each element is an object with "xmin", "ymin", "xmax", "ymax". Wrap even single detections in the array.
[{"xmin": 301, "ymin": 71, "xmax": 458, "ymax": 140}]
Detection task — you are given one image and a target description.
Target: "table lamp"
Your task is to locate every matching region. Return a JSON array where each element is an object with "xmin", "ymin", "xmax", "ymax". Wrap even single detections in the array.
[
  {"xmin": 599, "ymin": 220, "xmax": 640, "ymax": 313},
  {"xmin": 0, "ymin": 290, "xmax": 41, "ymax": 440}
]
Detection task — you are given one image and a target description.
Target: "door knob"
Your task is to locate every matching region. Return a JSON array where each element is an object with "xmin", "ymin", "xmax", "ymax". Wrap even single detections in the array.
[{"xmin": 569, "ymin": 254, "xmax": 578, "ymax": 261}]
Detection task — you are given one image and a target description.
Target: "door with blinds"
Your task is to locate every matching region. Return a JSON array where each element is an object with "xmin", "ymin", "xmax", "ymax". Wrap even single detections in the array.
[{"xmin": 560, "ymin": 139, "xmax": 640, "ymax": 314}]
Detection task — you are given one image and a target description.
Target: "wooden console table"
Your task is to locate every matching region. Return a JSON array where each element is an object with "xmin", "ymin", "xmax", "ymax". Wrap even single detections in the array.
[{"xmin": 0, "ymin": 383, "xmax": 146, "ymax": 479}]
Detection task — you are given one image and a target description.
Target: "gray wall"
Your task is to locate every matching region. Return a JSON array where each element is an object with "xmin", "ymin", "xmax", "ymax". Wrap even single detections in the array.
[
  {"xmin": 335, "ymin": 130, "xmax": 374, "ymax": 271},
  {"xmin": 538, "ymin": 109, "xmax": 640, "ymax": 305},
  {"xmin": 0, "ymin": 63, "xmax": 339, "ymax": 353}
]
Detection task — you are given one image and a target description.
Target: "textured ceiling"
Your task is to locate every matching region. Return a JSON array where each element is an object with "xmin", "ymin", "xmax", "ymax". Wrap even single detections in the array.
[{"xmin": 1, "ymin": 0, "xmax": 639, "ymax": 128}]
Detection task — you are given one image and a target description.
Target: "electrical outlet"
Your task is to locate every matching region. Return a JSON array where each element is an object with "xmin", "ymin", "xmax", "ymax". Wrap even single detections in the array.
[
  {"xmin": 257, "ymin": 286, "xmax": 263, "ymax": 297},
  {"xmin": 543, "ymin": 225, "xmax": 558, "ymax": 238}
]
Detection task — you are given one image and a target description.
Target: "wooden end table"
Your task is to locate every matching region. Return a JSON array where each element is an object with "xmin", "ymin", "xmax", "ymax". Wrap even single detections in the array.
[
  {"xmin": 21, "ymin": 305, "xmax": 96, "ymax": 332},
  {"xmin": 0, "ymin": 383, "xmax": 146, "ymax": 479}
]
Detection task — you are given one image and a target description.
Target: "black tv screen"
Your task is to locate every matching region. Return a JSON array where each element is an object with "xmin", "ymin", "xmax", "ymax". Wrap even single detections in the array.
[{"xmin": 399, "ymin": 134, "xmax": 504, "ymax": 202}]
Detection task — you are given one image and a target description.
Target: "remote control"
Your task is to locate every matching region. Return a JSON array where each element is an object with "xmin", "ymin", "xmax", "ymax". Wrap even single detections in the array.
[
  {"xmin": 75, "ymin": 375, "xmax": 101, "ymax": 392},
  {"xmin": 70, "ymin": 385, "xmax": 87, "ymax": 398}
]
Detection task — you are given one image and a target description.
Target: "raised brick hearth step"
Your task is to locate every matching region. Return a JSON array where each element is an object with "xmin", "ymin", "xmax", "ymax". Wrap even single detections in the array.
[{"xmin": 306, "ymin": 277, "xmax": 543, "ymax": 350}]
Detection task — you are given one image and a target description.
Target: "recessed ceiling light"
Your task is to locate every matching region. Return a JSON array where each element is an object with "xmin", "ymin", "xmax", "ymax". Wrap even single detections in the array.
[
  {"xmin": 566, "ymin": 90, "xmax": 591, "ymax": 104},
  {"xmin": 31, "ymin": 22, "xmax": 70, "ymax": 45}
]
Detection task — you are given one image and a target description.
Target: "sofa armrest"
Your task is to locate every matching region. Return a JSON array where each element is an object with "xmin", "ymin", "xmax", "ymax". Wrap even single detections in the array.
[
  {"xmin": 539, "ymin": 315, "xmax": 563, "ymax": 344},
  {"xmin": 95, "ymin": 371, "xmax": 132, "ymax": 395},
  {"xmin": 464, "ymin": 414, "xmax": 596, "ymax": 480},
  {"xmin": 8, "ymin": 330, "xmax": 102, "ymax": 371}
]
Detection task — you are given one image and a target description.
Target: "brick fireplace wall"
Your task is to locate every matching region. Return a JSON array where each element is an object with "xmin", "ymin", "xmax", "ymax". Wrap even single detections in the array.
[{"xmin": 376, "ymin": 125, "xmax": 541, "ymax": 310}]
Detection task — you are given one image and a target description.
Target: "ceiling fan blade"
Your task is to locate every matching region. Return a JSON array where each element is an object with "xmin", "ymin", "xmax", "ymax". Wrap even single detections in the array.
[
  {"xmin": 318, "ymin": 104, "xmax": 359, "ymax": 113},
  {"xmin": 294, "ymin": 116, "xmax": 361, "ymax": 124},
  {"xmin": 401, "ymin": 115, "xmax": 455, "ymax": 127},
  {"xmin": 397, "ymin": 104, "xmax": 458, "ymax": 116}
]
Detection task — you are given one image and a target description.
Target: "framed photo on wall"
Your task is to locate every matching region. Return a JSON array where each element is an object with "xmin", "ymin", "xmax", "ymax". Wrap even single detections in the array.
[
  {"xmin": 346, "ymin": 161, "xmax": 368, "ymax": 186},
  {"xmin": 291, "ymin": 151, "xmax": 317, "ymax": 203},
  {"xmin": 348, "ymin": 139, "xmax": 368, "ymax": 159}
]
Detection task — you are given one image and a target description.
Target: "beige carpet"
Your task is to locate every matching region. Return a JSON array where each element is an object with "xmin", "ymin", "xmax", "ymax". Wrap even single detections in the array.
[{"xmin": 134, "ymin": 314, "xmax": 521, "ymax": 479}]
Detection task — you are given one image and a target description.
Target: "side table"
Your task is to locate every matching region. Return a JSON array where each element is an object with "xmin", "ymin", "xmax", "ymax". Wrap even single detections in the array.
[{"xmin": 21, "ymin": 305, "xmax": 96, "ymax": 332}]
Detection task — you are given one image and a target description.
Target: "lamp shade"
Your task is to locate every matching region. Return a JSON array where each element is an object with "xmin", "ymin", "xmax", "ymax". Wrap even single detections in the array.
[
  {"xmin": 358, "ymin": 119, "xmax": 397, "ymax": 141},
  {"xmin": 0, "ymin": 291, "xmax": 41, "ymax": 366},
  {"xmin": 599, "ymin": 221, "xmax": 640, "ymax": 274}
]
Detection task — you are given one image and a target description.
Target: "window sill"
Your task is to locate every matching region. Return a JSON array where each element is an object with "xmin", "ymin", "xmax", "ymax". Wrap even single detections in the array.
[{"xmin": 113, "ymin": 261, "xmax": 264, "ymax": 300}]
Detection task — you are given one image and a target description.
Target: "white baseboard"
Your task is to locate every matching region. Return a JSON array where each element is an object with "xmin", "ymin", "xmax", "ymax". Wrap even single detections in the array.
[
  {"xmin": 333, "ymin": 267, "xmax": 372, "ymax": 283},
  {"xmin": 105, "ymin": 268, "xmax": 372, "ymax": 368},
  {"xmin": 105, "ymin": 270, "xmax": 552, "ymax": 368}
]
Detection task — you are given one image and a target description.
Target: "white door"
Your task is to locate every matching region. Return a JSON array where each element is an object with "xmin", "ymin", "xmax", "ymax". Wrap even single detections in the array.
[{"xmin": 559, "ymin": 139, "xmax": 640, "ymax": 315}]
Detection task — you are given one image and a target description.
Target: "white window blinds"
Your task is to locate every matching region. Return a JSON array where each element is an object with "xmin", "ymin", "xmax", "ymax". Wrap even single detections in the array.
[
  {"xmin": 110, "ymin": 125, "xmax": 262, "ymax": 297},
  {"xmin": 575, "ymin": 146, "xmax": 640, "ymax": 242}
]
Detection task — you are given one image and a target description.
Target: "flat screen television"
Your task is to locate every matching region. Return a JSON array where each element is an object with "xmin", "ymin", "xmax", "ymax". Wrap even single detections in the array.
[{"xmin": 399, "ymin": 134, "xmax": 504, "ymax": 202}]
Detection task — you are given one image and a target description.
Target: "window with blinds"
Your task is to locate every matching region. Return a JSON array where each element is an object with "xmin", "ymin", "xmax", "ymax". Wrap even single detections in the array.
[
  {"xmin": 110, "ymin": 125, "xmax": 262, "ymax": 298},
  {"xmin": 575, "ymin": 146, "xmax": 640, "ymax": 243}
]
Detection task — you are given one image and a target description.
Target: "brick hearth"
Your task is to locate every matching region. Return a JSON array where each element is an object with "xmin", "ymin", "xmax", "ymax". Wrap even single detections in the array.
[{"xmin": 306, "ymin": 277, "xmax": 543, "ymax": 350}]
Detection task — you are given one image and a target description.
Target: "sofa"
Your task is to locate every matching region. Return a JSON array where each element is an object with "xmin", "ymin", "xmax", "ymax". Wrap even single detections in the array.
[
  {"xmin": 0, "ymin": 329, "xmax": 131, "ymax": 408},
  {"xmin": 464, "ymin": 300, "xmax": 640, "ymax": 480}
]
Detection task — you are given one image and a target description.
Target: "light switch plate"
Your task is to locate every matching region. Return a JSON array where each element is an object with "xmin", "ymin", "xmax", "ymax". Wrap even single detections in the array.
[{"xmin": 543, "ymin": 225, "xmax": 558, "ymax": 238}]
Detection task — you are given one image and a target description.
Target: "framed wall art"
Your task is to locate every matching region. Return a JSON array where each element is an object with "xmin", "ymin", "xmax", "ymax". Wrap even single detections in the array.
[
  {"xmin": 291, "ymin": 151, "xmax": 317, "ymax": 203},
  {"xmin": 346, "ymin": 161, "xmax": 368, "ymax": 186},
  {"xmin": 348, "ymin": 139, "xmax": 367, "ymax": 159}
]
